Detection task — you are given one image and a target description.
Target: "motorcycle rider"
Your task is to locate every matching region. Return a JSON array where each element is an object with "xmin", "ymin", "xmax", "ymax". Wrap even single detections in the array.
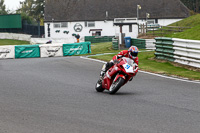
[
  {"xmin": 100, "ymin": 46, "xmax": 139, "ymax": 79},
  {"xmin": 75, "ymin": 34, "xmax": 80, "ymax": 43}
]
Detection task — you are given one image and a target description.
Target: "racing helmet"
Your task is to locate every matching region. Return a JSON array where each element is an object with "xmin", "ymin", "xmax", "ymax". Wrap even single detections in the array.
[{"xmin": 128, "ymin": 46, "xmax": 138, "ymax": 59}]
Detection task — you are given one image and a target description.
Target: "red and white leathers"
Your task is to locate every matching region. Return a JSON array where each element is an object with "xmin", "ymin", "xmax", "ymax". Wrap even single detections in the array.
[
  {"xmin": 111, "ymin": 50, "xmax": 139, "ymax": 73},
  {"xmin": 100, "ymin": 49, "xmax": 139, "ymax": 79}
]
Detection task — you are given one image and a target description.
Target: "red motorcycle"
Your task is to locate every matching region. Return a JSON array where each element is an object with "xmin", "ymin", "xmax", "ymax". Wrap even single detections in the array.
[{"xmin": 95, "ymin": 57, "xmax": 138, "ymax": 94}]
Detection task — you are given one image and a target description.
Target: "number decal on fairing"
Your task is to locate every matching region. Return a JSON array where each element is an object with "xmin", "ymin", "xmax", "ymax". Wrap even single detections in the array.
[
  {"xmin": 125, "ymin": 64, "xmax": 130, "ymax": 69},
  {"xmin": 123, "ymin": 63, "xmax": 134, "ymax": 73}
]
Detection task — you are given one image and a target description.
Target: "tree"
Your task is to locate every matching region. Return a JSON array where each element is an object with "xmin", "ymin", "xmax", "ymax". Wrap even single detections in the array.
[
  {"xmin": 16, "ymin": 0, "xmax": 35, "ymax": 24},
  {"xmin": 196, "ymin": 0, "xmax": 199, "ymax": 12},
  {"xmin": 17, "ymin": 0, "xmax": 35, "ymax": 16},
  {"xmin": 32, "ymin": 0, "xmax": 45, "ymax": 21},
  {"xmin": 16, "ymin": 0, "xmax": 44, "ymax": 24},
  {"xmin": 181, "ymin": 0, "xmax": 200, "ymax": 13},
  {"xmin": 0, "ymin": 0, "xmax": 7, "ymax": 15}
]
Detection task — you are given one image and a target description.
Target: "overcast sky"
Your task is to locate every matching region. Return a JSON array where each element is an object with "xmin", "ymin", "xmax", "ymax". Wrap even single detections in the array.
[{"xmin": 4, "ymin": 0, "xmax": 25, "ymax": 11}]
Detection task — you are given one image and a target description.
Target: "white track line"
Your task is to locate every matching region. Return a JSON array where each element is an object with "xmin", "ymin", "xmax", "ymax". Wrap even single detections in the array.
[
  {"xmin": 81, "ymin": 56, "xmax": 107, "ymax": 63},
  {"xmin": 80, "ymin": 56, "xmax": 200, "ymax": 84}
]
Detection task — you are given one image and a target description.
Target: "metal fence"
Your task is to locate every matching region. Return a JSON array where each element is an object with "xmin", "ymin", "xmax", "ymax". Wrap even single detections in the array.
[
  {"xmin": 138, "ymin": 24, "xmax": 191, "ymax": 37},
  {"xmin": 0, "ymin": 20, "xmax": 44, "ymax": 37},
  {"xmin": 22, "ymin": 21, "xmax": 44, "ymax": 37}
]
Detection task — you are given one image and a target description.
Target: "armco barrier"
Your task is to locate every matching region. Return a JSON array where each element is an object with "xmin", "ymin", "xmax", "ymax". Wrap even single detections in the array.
[
  {"xmin": 39, "ymin": 43, "xmax": 63, "ymax": 58},
  {"xmin": 63, "ymin": 42, "xmax": 91, "ymax": 56},
  {"xmin": 0, "ymin": 45, "xmax": 15, "ymax": 59},
  {"xmin": 15, "ymin": 45, "xmax": 40, "ymax": 58},
  {"xmin": 172, "ymin": 38, "xmax": 200, "ymax": 68},
  {"xmin": 155, "ymin": 37, "xmax": 200, "ymax": 68},
  {"xmin": 112, "ymin": 38, "xmax": 119, "ymax": 50},
  {"xmin": 154, "ymin": 37, "xmax": 175, "ymax": 62},
  {"xmin": 146, "ymin": 39, "xmax": 156, "ymax": 49}
]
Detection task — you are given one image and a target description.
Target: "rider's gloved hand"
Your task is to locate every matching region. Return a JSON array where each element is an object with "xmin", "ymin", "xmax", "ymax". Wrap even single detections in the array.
[
  {"xmin": 117, "ymin": 55, "xmax": 123, "ymax": 59},
  {"xmin": 113, "ymin": 59, "xmax": 119, "ymax": 64},
  {"xmin": 134, "ymin": 64, "xmax": 139, "ymax": 73}
]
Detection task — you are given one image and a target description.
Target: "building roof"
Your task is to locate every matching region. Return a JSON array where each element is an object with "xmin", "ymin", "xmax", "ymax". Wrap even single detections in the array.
[{"xmin": 44, "ymin": 0, "xmax": 190, "ymax": 22}]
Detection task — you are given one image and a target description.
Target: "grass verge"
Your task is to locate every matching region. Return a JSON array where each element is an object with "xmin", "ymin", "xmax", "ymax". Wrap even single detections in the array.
[
  {"xmin": 0, "ymin": 39, "xmax": 30, "ymax": 46},
  {"xmin": 145, "ymin": 14, "xmax": 200, "ymax": 40},
  {"xmin": 89, "ymin": 42, "xmax": 200, "ymax": 80}
]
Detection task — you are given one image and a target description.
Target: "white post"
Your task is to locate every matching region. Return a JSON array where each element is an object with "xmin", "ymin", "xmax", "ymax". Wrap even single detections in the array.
[
  {"xmin": 137, "ymin": 5, "xmax": 141, "ymax": 23},
  {"xmin": 146, "ymin": 13, "xmax": 150, "ymax": 23},
  {"xmin": 146, "ymin": 13, "xmax": 150, "ymax": 33}
]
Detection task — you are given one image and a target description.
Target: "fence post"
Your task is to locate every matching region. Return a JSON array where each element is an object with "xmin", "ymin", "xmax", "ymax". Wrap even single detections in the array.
[
  {"xmin": 143, "ymin": 24, "xmax": 145, "ymax": 34},
  {"xmin": 38, "ymin": 21, "xmax": 40, "ymax": 37},
  {"xmin": 146, "ymin": 23, "xmax": 148, "ymax": 35}
]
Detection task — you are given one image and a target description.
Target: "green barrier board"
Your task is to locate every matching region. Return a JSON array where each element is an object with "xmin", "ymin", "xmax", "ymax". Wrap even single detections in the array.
[
  {"xmin": 0, "ymin": 14, "xmax": 22, "ymax": 29},
  {"xmin": 63, "ymin": 42, "xmax": 91, "ymax": 56},
  {"xmin": 85, "ymin": 36, "xmax": 114, "ymax": 43},
  {"xmin": 112, "ymin": 38, "xmax": 119, "ymax": 50},
  {"xmin": 131, "ymin": 38, "xmax": 146, "ymax": 49},
  {"xmin": 15, "ymin": 45, "xmax": 40, "ymax": 58}
]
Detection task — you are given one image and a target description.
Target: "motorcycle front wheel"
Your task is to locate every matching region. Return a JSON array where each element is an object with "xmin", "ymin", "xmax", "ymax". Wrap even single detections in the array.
[
  {"xmin": 109, "ymin": 77, "xmax": 125, "ymax": 94},
  {"xmin": 95, "ymin": 79, "xmax": 105, "ymax": 92}
]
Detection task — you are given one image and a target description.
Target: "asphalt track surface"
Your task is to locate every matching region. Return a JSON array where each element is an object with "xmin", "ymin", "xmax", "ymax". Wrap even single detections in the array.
[{"xmin": 0, "ymin": 57, "xmax": 200, "ymax": 133}]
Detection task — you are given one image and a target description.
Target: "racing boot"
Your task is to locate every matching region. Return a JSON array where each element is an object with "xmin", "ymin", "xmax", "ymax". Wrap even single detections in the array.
[
  {"xmin": 100, "ymin": 62, "xmax": 114, "ymax": 79},
  {"xmin": 100, "ymin": 64, "xmax": 107, "ymax": 79}
]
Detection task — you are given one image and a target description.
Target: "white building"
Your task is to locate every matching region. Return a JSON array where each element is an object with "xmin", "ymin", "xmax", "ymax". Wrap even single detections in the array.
[{"xmin": 44, "ymin": 0, "xmax": 189, "ymax": 39}]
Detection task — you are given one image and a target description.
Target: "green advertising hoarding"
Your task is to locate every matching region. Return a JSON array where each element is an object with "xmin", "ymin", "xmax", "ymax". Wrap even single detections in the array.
[
  {"xmin": 0, "ymin": 14, "xmax": 22, "ymax": 29},
  {"xmin": 63, "ymin": 42, "xmax": 91, "ymax": 56},
  {"xmin": 15, "ymin": 45, "xmax": 40, "ymax": 58}
]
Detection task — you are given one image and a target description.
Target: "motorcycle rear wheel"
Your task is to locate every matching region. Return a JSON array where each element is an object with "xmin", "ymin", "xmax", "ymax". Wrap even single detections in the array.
[
  {"xmin": 95, "ymin": 79, "xmax": 105, "ymax": 92},
  {"xmin": 109, "ymin": 77, "xmax": 125, "ymax": 94}
]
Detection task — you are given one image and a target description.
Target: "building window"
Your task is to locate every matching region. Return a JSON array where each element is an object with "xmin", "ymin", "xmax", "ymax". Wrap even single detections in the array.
[
  {"xmin": 129, "ymin": 25, "xmax": 132, "ymax": 32},
  {"xmin": 89, "ymin": 29, "xmax": 102, "ymax": 36},
  {"xmin": 147, "ymin": 20, "xmax": 155, "ymax": 25},
  {"xmin": 54, "ymin": 23, "xmax": 61, "ymax": 28},
  {"xmin": 96, "ymin": 31, "xmax": 101, "ymax": 36},
  {"xmin": 155, "ymin": 19, "xmax": 158, "ymax": 23},
  {"xmin": 85, "ymin": 21, "xmax": 95, "ymax": 27},
  {"xmin": 61, "ymin": 22, "xmax": 68, "ymax": 28},
  {"xmin": 54, "ymin": 22, "xmax": 68, "ymax": 28},
  {"xmin": 88, "ymin": 21, "xmax": 95, "ymax": 27}
]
